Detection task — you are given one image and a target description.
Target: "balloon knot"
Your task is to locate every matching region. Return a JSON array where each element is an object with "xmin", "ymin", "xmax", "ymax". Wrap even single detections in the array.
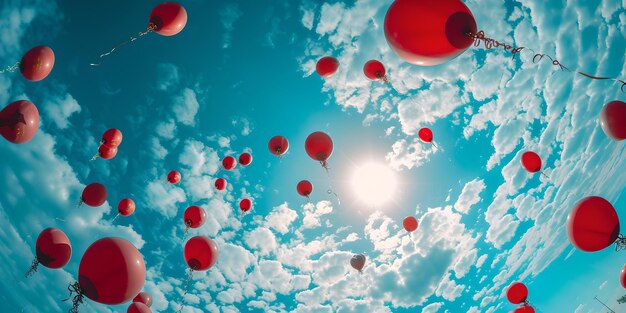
[
  {"xmin": 25, "ymin": 258, "xmax": 39, "ymax": 277},
  {"xmin": 63, "ymin": 282, "xmax": 84, "ymax": 313},
  {"xmin": 615, "ymin": 234, "xmax": 626, "ymax": 251}
]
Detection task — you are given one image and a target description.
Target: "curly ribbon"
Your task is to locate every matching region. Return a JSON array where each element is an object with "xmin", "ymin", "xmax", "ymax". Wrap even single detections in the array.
[
  {"xmin": 62, "ymin": 282, "xmax": 84, "ymax": 313},
  {"xmin": 25, "ymin": 258, "xmax": 39, "ymax": 277},
  {"xmin": 467, "ymin": 30, "xmax": 626, "ymax": 93},
  {"xmin": 90, "ymin": 24, "xmax": 156, "ymax": 66},
  {"xmin": 0, "ymin": 61, "xmax": 20, "ymax": 74}
]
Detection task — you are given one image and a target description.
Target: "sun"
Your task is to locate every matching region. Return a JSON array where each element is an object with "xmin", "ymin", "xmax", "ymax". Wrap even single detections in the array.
[{"xmin": 350, "ymin": 161, "xmax": 398, "ymax": 207}]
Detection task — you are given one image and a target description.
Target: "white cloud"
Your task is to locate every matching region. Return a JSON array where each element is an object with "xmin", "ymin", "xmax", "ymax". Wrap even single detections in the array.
[
  {"xmin": 157, "ymin": 63, "xmax": 180, "ymax": 91},
  {"xmin": 143, "ymin": 180, "xmax": 186, "ymax": 218},
  {"xmin": 244, "ymin": 227, "xmax": 278, "ymax": 256},
  {"xmin": 172, "ymin": 88, "xmax": 199, "ymax": 126},
  {"xmin": 302, "ymin": 201, "xmax": 333, "ymax": 229},
  {"xmin": 265, "ymin": 203, "xmax": 298, "ymax": 235},
  {"xmin": 43, "ymin": 92, "xmax": 81, "ymax": 129},
  {"xmin": 454, "ymin": 178, "xmax": 486, "ymax": 214},
  {"xmin": 422, "ymin": 302, "xmax": 444, "ymax": 313},
  {"xmin": 178, "ymin": 140, "xmax": 219, "ymax": 176},
  {"xmin": 219, "ymin": 4, "xmax": 242, "ymax": 49}
]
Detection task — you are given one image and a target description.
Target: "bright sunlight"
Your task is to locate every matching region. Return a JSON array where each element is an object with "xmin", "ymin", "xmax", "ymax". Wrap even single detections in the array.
[{"xmin": 350, "ymin": 161, "xmax": 398, "ymax": 207}]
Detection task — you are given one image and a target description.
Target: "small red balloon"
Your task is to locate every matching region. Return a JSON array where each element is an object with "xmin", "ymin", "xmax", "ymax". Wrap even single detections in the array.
[
  {"xmin": 215, "ymin": 178, "xmax": 227, "ymax": 191},
  {"xmin": 81, "ymin": 183, "xmax": 107, "ymax": 207},
  {"xmin": 316, "ymin": 56, "xmax": 340, "ymax": 78},
  {"xmin": 297, "ymin": 180, "xmax": 313, "ymax": 198},
  {"xmin": 621, "ymin": 265, "xmax": 626, "ymax": 289},
  {"xmin": 418, "ymin": 127, "xmax": 433, "ymax": 143},
  {"xmin": 184, "ymin": 206, "xmax": 206, "ymax": 228},
  {"xmin": 239, "ymin": 152, "xmax": 253, "ymax": 166},
  {"xmin": 350, "ymin": 254, "xmax": 366, "ymax": 272},
  {"xmin": 184, "ymin": 236, "xmax": 218, "ymax": 271},
  {"xmin": 167, "ymin": 170, "xmax": 181, "ymax": 184},
  {"xmin": 20, "ymin": 46, "xmax": 55, "ymax": 81},
  {"xmin": 128, "ymin": 302, "xmax": 151, "ymax": 313},
  {"xmin": 305, "ymin": 131, "xmax": 333, "ymax": 162},
  {"xmin": 268, "ymin": 135, "xmax": 289, "ymax": 157},
  {"xmin": 521, "ymin": 151, "xmax": 542, "ymax": 173},
  {"xmin": 600, "ymin": 100, "xmax": 626, "ymax": 141},
  {"xmin": 506, "ymin": 282, "xmax": 528, "ymax": 304},
  {"xmin": 98, "ymin": 144, "xmax": 118, "ymax": 160},
  {"xmin": 240, "ymin": 199, "xmax": 252, "ymax": 213},
  {"xmin": 0, "ymin": 100, "xmax": 40, "ymax": 144},
  {"xmin": 133, "ymin": 291, "xmax": 153, "ymax": 307},
  {"xmin": 403, "ymin": 217, "xmax": 418, "ymax": 232},
  {"xmin": 222, "ymin": 156, "xmax": 237, "ymax": 170},
  {"xmin": 35, "ymin": 228, "xmax": 71, "ymax": 269},
  {"xmin": 363, "ymin": 60, "xmax": 387, "ymax": 82},
  {"xmin": 102, "ymin": 128, "xmax": 123, "ymax": 147},
  {"xmin": 566, "ymin": 196, "xmax": 620, "ymax": 252},
  {"xmin": 513, "ymin": 305, "xmax": 535, "ymax": 313},
  {"xmin": 149, "ymin": 2, "xmax": 188, "ymax": 36},
  {"xmin": 118, "ymin": 198, "xmax": 136, "ymax": 216}
]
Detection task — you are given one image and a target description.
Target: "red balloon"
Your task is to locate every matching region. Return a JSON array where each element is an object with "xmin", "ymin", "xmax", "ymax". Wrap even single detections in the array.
[
  {"xmin": 350, "ymin": 254, "xmax": 366, "ymax": 272},
  {"xmin": 418, "ymin": 127, "xmax": 433, "ymax": 143},
  {"xmin": 184, "ymin": 205, "xmax": 206, "ymax": 228},
  {"xmin": 268, "ymin": 135, "xmax": 289, "ymax": 156},
  {"xmin": 78, "ymin": 237, "xmax": 146, "ymax": 305},
  {"xmin": 297, "ymin": 180, "xmax": 313, "ymax": 198},
  {"xmin": 82, "ymin": 183, "xmax": 107, "ymax": 207},
  {"xmin": 240, "ymin": 198, "xmax": 252, "ymax": 213},
  {"xmin": 149, "ymin": 2, "xmax": 188, "ymax": 36},
  {"xmin": 512, "ymin": 305, "xmax": 535, "ymax": 313},
  {"xmin": 621, "ymin": 265, "xmax": 626, "ymax": 289},
  {"xmin": 384, "ymin": 0, "xmax": 477, "ymax": 66},
  {"xmin": 184, "ymin": 236, "xmax": 218, "ymax": 271},
  {"xmin": 20, "ymin": 46, "xmax": 55, "ymax": 81},
  {"xmin": 35, "ymin": 228, "xmax": 71, "ymax": 269},
  {"xmin": 118, "ymin": 198, "xmax": 136, "ymax": 216},
  {"xmin": 102, "ymin": 128, "xmax": 123, "ymax": 147},
  {"xmin": 133, "ymin": 291, "xmax": 153, "ymax": 307},
  {"xmin": 506, "ymin": 282, "xmax": 528, "ymax": 304},
  {"xmin": 0, "ymin": 100, "xmax": 40, "ymax": 144},
  {"xmin": 316, "ymin": 56, "xmax": 340, "ymax": 78},
  {"xmin": 600, "ymin": 100, "xmax": 626, "ymax": 140},
  {"xmin": 128, "ymin": 302, "xmax": 151, "ymax": 313},
  {"xmin": 521, "ymin": 151, "xmax": 541, "ymax": 173},
  {"xmin": 305, "ymin": 131, "xmax": 333, "ymax": 162},
  {"xmin": 403, "ymin": 217, "xmax": 418, "ymax": 232},
  {"xmin": 167, "ymin": 170, "xmax": 181, "ymax": 184},
  {"xmin": 363, "ymin": 60, "xmax": 387, "ymax": 82},
  {"xmin": 98, "ymin": 144, "xmax": 118, "ymax": 160},
  {"xmin": 214, "ymin": 178, "xmax": 227, "ymax": 191},
  {"xmin": 566, "ymin": 196, "xmax": 620, "ymax": 252},
  {"xmin": 239, "ymin": 152, "xmax": 253, "ymax": 166},
  {"xmin": 222, "ymin": 156, "xmax": 237, "ymax": 170}
]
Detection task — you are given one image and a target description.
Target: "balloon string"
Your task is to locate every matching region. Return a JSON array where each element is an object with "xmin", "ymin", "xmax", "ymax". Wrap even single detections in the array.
[
  {"xmin": 467, "ymin": 30, "xmax": 626, "ymax": 93},
  {"xmin": 25, "ymin": 258, "xmax": 39, "ymax": 277},
  {"xmin": 62, "ymin": 282, "xmax": 84, "ymax": 313},
  {"xmin": 90, "ymin": 24, "xmax": 156, "ymax": 67},
  {"xmin": 176, "ymin": 268, "xmax": 195, "ymax": 313},
  {"xmin": 0, "ymin": 61, "xmax": 20, "ymax": 74},
  {"xmin": 431, "ymin": 141, "xmax": 438, "ymax": 150},
  {"xmin": 615, "ymin": 234, "xmax": 626, "ymax": 251},
  {"xmin": 540, "ymin": 171, "xmax": 550, "ymax": 179},
  {"xmin": 322, "ymin": 162, "xmax": 341, "ymax": 205},
  {"xmin": 111, "ymin": 213, "xmax": 120, "ymax": 223},
  {"xmin": 76, "ymin": 197, "xmax": 84, "ymax": 208},
  {"xmin": 182, "ymin": 222, "xmax": 191, "ymax": 242}
]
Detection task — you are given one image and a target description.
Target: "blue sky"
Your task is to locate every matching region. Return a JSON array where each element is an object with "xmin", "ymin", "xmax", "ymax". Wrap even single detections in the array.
[{"xmin": 0, "ymin": 0, "xmax": 625, "ymax": 312}]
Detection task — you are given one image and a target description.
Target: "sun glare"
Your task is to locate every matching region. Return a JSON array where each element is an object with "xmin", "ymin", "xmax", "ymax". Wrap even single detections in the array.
[{"xmin": 350, "ymin": 162, "xmax": 398, "ymax": 207}]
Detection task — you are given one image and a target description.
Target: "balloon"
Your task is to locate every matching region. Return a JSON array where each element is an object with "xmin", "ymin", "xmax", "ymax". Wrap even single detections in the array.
[
  {"xmin": 167, "ymin": 170, "xmax": 181, "ymax": 184},
  {"xmin": 240, "ymin": 198, "xmax": 252, "ymax": 213},
  {"xmin": 363, "ymin": 60, "xmax": 387, "ymax": 82},
  {"xmin": 98, "ymin": 144, "xmax": 118, "ymax": 160},
  {"xmin": 102, "ymin": 128, "xmax": 123, "ymax": 147},
  {"xmin": 118, "ymin": 198, "xmax": 136, "ymax": 216},
  {"xmin": 20, "ymin": 46, "xmax": 55, "ymax": 81},
  {"xmin": 521, "ymin": 151, "xmax": 541, "ymax": 173},
  {"xmin": 214, "ymin": 178, "xmax": 227, "ymax": 191},
  {"xmin": 316, "ymin": 56, "xmax": 340, "ymax": 78},
  {"xmin": 506, "ymin": 282, "xmax": 528, "ymax": 304},
  {"xmin": 81, "ymin": 183, "xmax": 107, "ymax": 207},
  {"xmin": 512, "ymin": 305, "xmax": 535, "ymax": 313},
  {"xmin": 78, "ymin": 237, "xmax": 146, "ymax": 305},
  {"xmin": 621, "ymin": 265, "xmax": 626, "ymax": 289},
  {"xmin": 35, "ymin": 228, "xmax": 71, "ymax": 269},
  {"xmin": 600, "ymin": 100, "xmax": 626, "ymax": 140},
  {"xmin": 0, "ymin": 100, "xmax": 40, "ymax": 144},
  {"xmin": 149, "ymin": 2, "xmax": 188, "ymax": 36},
  {"xmin": 350, "ymin": 254, "xmax": 366, "ymax": 273},
  {"xmin": 418, "ymin": 127, "xmax": 433, "ymax": 143},
  {"xmin": 297, "ymin": 180, "xmax": 313, "ymax": 198},
  {"xmin": 403, "ymin": 216, "xmax": 418, "ymax": 232},
  {"xmin": 566, "ymin": 196, "xmax": 620, "ymax": 252},
  {"xmin": 239, "ymin": 152, "xmax": 252, "ymax": 166},
  {"xmin": 384, "ymin": 0, "xmax": 477, "ymax": 66},
  {"xmin": 305, "ymin": 131, "xmax": 333, "ymax": 162},
  {"xmin": 184, "ymin": 236, "xmax": 218, "ymax": 271},
  {"xmin": 222, "ymin": 156, "xmax": 237, "ymax": 170},
  {"xmin": 128, "ymin": 302, "xmax": 151, "ymax": 313},
  {"xmin": 133, "ymin": 292, "xmax": 153, "ymax": 307},
  {"xmin": 184, "ymin": 206, "xmax": 206, "ymax": 228},
  {"xmin": 268, "ymin": 135, "xmax": 289, "ymax": 157}
]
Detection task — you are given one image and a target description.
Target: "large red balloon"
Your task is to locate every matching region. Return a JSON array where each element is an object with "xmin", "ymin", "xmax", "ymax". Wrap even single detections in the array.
[
  {"xmin": 184, "ymin": 205, "xmax": 206, "ymax": 228},
  {"xmin": 98, "ymin": 144, "xmax": 118, "ymax": 160},
  {"xmin": 78, "ymin": 237, "xmax": 146, "ymax": 305},
  {"xmin": 215, "ymin": 178, "xmax": 227, "ymax": 191},
  {"xmin": 363, "ymin": 60, "xmax": 387, "ymax": 82},
  {"xmin": 566, "ymin": 196, "xmax": 620, "ymax": 252},
  {"xmin": 20, "ymin": 46, "xmax": 55, "ymax": 81},
  {"xmin": 521, "ymin": 151, "xmax": 542, "ymax": 173},
  {"xmin": 149, "ymin": 2, "xmax": 188, "ymax": 36},
  {"xmin": 240, "ymin": 199, "xmax": 252, "ymax": 213},
  {"xmin": 0, "ymin": 100, "xmax": 40, "ymax": 144},
  {"xmin": 82, "ymin": 183, "xmax": 108, "ymax": 207},
  {"xmin": 350, "ymin": 254, "xmax": 366, "ymax": 272},
  {"xmin": 418, "ymin": 127, "xmax": 433, "ymax": 143},
  {"xmin": 35, "ymin": 228, "xmax": 71, "ymax": 269},
  {"xmin": 316, "ymin": 56, "xmax": 340, "ymax": 78},
  {"xmin": 297, "ymin": 180, "xmax": 313, "ymax": 198},
  {"xmin": 184, "ymin": 236, "xmax": 218, "ymax": 271},
  {"xmin": 222, "ymin": 156, "xmax": 237, "ymax": 170},
  {"xmin": 600, "ymin": 100, "xmax": 626, "ymax": 140},
  {"xmin": 403, "ymin": 216, "xmax": 418, "ymax": 232},
  {"xmin": 384, "ymin": 0, "xmax": 477, "ymax": 66},
  {"xmin": 512, "ymin": 305, "xmax": 535, "ymax": 313},
  {"xmin": 506, "ymin": 282, "xmax": 528, "ymax": 304},
  {"xmin": 621, "ymin": 265, "xmax": 626, "ymax": 289},
  {"xmin": 118, "ymin": 198, "xmax": 136, "ymax": 216},
  {"xmin": 133, "ymin": 291, "xmax": 153, "ymax": 307},
  {"xmin": 167, "ymin": 170, "xmax": 181, "ymax": 184},
  {"xmin": 268, "ymin": 135, "xmax": 289, "ymax": 156},
  {"xmin": 102, "ymin": 128, "xmax": 123, "ymax": 147},
  {"xmin": 239, "ymin": 152, "xmax": 252, "ymax": 166},
  {"xmin": 127, "ymin": 302, "xmax": 151, "ymax": 313},
  {"xmin": 305, "ymin": 131, "xmax": 333, "ymax": 162}
]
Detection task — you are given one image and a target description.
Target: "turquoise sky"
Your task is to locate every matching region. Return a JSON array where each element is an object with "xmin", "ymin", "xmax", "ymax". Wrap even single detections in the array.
[{"xmin": 0, "ymin": 0, "xmax": 625, "ymax": 312}]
